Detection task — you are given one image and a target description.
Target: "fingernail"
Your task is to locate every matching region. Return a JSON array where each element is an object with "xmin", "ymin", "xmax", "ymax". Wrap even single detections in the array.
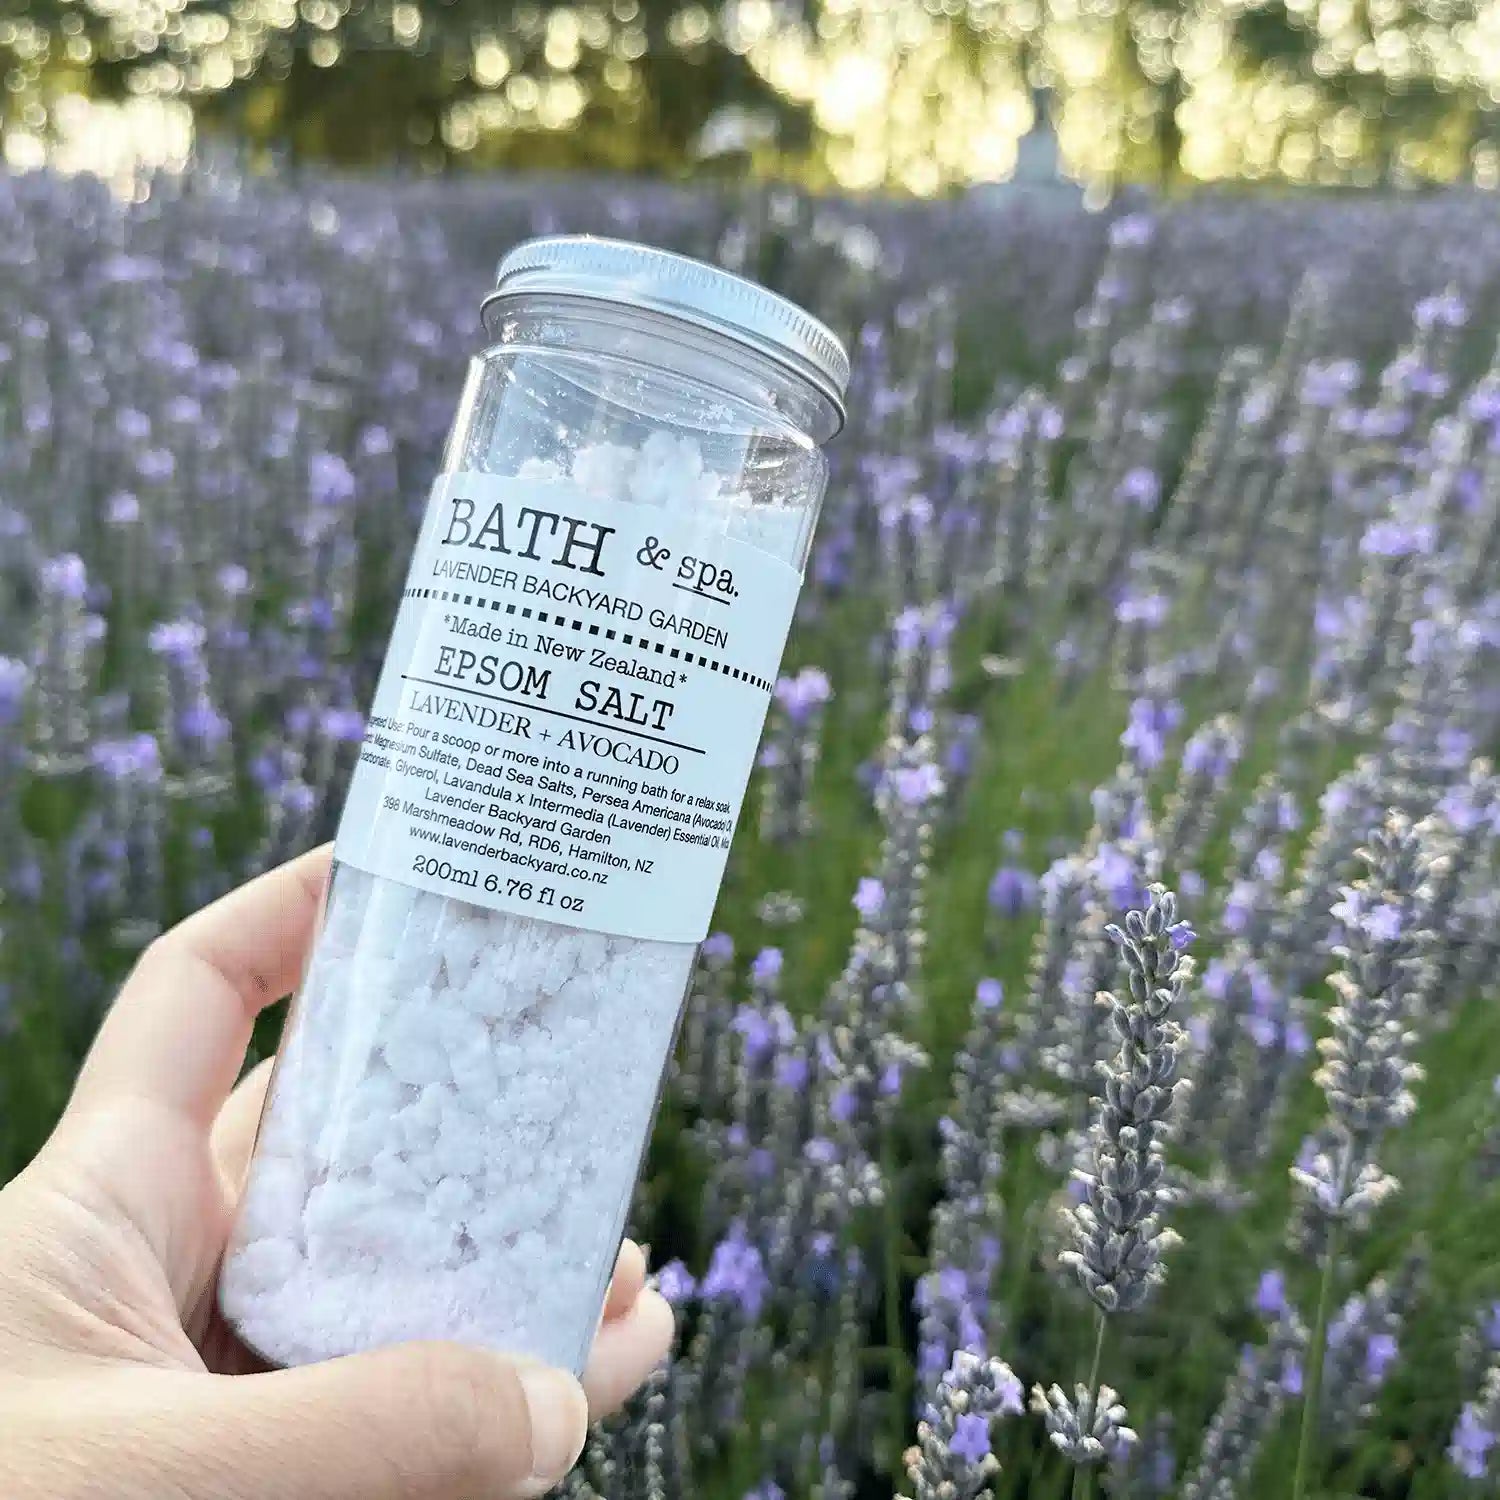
[{"xmin": 518, "ymin": 1366, "xmax": 588, "ymax": 1493}]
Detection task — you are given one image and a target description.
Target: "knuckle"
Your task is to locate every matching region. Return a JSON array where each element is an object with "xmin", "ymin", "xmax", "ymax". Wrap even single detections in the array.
[
  {"xmin": 401, "ymin": 1345, "xmax": 519, "ymax": 1493},
  {"xmin": 134, "ymin": 932, "xmax": 175, "ymax": 980}
]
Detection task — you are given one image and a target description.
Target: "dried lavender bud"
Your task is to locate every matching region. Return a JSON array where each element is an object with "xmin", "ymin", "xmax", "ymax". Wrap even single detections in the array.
[
  {"xmin": 550, "ymin": 1465, "xmax": 604, "ymax": 1500},
  {"xmin": 757, "ymin": 890, "xmax": 808, "ymax": 927},
  {"xmin": 1029, "ymin": 1381, "xmax": 1136, "ymax": 1466},
  {"xmin": 1060, "ymin": 884, "xmax": 1193, "ymax": 1314},
  {"xmin": 576, "ymin": 1362, "xmax": 692, "ymax": 1500}
]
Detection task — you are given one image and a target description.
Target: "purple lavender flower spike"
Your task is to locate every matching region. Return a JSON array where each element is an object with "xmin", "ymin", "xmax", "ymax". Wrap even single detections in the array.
[
  {"xmin": 1290, "ymin": 814, "xmax": 1429, "ymax": 1252},
  {"xmin": 1256, "ymin": 1270, "xmax": 1288, "ymax": 1319},
  {"xmin": 761, "ymin": 665, "xmax": 833, "ymax": 842},
  {"xmin": 988, "ymin": 861, "xmax": 1039, "ymax": 918},
  {"xmin": 1451, "ymin": 1369, "xmax": 1500, "ymax": 1482},
  {"xmin": 853, "ymin": 877, "xmax": 886, "ymax": 918},
  {"xmin": 654, "ymin": 1260, "xmax": 698, "ymax": 1306},
  {"xmin": 1181, "ymin": 1309, "xmax": 1308, "ymax": 1500},
  {"xmin": 903, "ymin": 1351, "xmax": 1023, "ymax": 1500},
  {"xmin": 702, "ymin": 1225, "xmax": 771, "ymax": 1320},
  {"xmin": 1060, "ymin": 885, "xmax": 1193, "ymax": 1315}
]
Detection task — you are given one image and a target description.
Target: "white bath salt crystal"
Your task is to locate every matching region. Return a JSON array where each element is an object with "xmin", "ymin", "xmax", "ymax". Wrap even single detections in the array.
[
  {"xmin": 382, "ymin": 1006, "xmax": 452, "ymax": 1088},
  {"xmin": 370, "ymin": 1147, "xmax": 428, "ymax": 1198},
  {"xmin": 469, "ymin": 1188, "xmax": 543, "ymax": 1240},
  {"xmin": 223, "ymin": 1237, "xmax": 302, "ymax": 1296},
  {"xmin": 390, "ymin": 940, "xmax": 443, "ymax": 997},
  {"xmin": 437, "ymin": 916, "xmax": 486, "ymax": 990},
  {"xmin": 433, "ymin": 1104, "xmax": 485, "ymax": 1179},
  {"xmin": 562, "ymin": 928, "xmax": 612, "ymax": 976},
  {"xmin": 626, "ymin": 430, "xmax": 722, "ymax": 509},
  {"xmin": 224, "ymin": 881, "xmax": 690, "ymax": 1367},
  {"xmin": 270, "ymin": 1050, "xmax": 335, "ymax": 1154},
  {"xmin": 252, "ymin": 1098, "xmax": 304, "ymax": 1160},
  {"xmin": 495, "ymin": 1071, "xmax": 562, "ymax": 1125},
  {"xmin": 312, "ymin": 1062, "xmax": 401, "ymax": 1159},
  {"xmin": 392, "ymin": 1214, "xmax": 462, "ymax": 1271},
  {"xmin": 491, "ymin": 1043, "xmax": 528, "ymax": 1083},
  {"xmin": 447, "ymin": 1036, "xmax": 498, "ymax": 1098},
  {"xmin": 239, "ymin": 1156, "xmax": 308, "ymax": 1229},
  {"xmin": 350, "ymin": 1061, "xmax": 404, "ymax": 1121},
  {"xmin": 489, "ymin": 915, "xmax": 591, "ymax": 995},
  {"xmin": 427, "ymin": 1175, "xmax": 474, "ymax": 1222},
  {"xmin": 516, "ymin": 456, "xmax": 565, "ymax": 482},
  {"xmin": 571, "ymin": 440, "xmax": 638, "ymax": 499},
  {"xmin": 303, "ymin": 1179, "xmax": 393, "ymax": 1266},
  {"xmin": 391, "ymin": 1085, "xmax": 445, "ymax": 1153},
  {"xmin": 512, "ymin": 1230, "xmax": 549, "ymax": 1264},
  {"xmin": 321, "ymin": 1096, "xmax": 395, "ymax": 1166}
]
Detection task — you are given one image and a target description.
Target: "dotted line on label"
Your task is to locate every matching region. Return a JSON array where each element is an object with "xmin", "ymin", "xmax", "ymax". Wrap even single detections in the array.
[{"xmin": 404, "ymin": 586, "xmax": 775, "ymax": 693}]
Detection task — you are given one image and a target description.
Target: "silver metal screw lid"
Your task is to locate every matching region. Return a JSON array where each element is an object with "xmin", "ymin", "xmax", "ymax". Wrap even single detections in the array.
[{"xmin": 482, "ymin": 235, "xmax": 850, "ymax": 431}]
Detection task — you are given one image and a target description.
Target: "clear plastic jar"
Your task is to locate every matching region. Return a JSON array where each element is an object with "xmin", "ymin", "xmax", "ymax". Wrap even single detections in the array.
[{"xmin": 218, "ymin": 238, "xmax": 848, "ymax": 1375}]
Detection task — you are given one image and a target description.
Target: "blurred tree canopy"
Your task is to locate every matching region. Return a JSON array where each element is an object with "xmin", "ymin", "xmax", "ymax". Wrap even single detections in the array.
[{"xmin": 2, "ymin": 0, "xmax": 1499, "ymax": 190}]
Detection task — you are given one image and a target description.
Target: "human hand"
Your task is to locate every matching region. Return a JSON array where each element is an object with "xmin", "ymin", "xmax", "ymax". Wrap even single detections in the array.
[{"xmin": 0, "ymin": 845, "xmax": 673, "ymax": 1499}]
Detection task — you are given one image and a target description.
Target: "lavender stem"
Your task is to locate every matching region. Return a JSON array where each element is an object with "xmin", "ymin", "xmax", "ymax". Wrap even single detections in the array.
[
  {"xmin": 883, "ymin": 1121, "xmax": 909, "ymax": 1461},
  {"xmin": 1291, "ymin": 1216, "xmax": 1343, "ymax": 1500},
  {"xmin": 1072, "ymin": 1314, "xmax": 1109, "ymax": 1500}
]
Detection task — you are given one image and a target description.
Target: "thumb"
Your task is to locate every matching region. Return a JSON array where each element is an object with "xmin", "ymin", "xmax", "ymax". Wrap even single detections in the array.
[{"xmin": 188, "ymin": 1341, "xmax": 588, "ymax": 1499}]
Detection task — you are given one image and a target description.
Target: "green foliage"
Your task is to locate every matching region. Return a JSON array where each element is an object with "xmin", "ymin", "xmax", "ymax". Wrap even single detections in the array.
[{"xmin": 5, "ymin": 0, "xmax": 1499, "ymax": 188}]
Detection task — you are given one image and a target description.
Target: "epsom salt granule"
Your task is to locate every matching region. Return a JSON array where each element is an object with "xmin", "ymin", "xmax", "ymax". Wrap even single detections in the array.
[{"xmin": 218, "ymin": 238, "xmax": 850, "ymax": 1374}]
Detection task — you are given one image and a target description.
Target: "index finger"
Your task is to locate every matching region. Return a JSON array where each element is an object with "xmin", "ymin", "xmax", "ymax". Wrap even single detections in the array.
[{"xmin": 70, "ymin": 845, "xmax": 333, "ymax": 1132}]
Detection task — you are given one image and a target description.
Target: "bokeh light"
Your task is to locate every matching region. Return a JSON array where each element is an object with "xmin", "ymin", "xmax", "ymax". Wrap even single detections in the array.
[{"xmin": 2, "ymin": 3, "xmax": 1499, "ymax": 194}]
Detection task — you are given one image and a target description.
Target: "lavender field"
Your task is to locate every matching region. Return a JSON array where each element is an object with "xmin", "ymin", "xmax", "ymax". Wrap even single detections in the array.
[{"xmin": 4, "ymin": 167, "xmax": 1500, "ymax": 1500}]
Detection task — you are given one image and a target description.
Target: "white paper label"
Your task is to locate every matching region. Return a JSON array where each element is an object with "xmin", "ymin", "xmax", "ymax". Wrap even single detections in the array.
[{"xmin": 335, "ymin": 470, "xmax": 801, "ymax": 944}]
